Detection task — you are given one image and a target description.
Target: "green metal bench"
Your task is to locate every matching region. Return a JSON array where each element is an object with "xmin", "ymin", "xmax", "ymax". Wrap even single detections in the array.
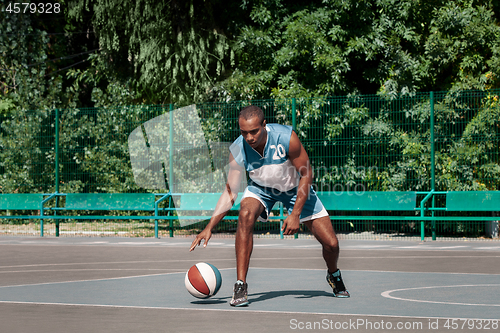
[
  {"xmin": 0, "ymin": 193, "xmax": 45, "ymax": 223},
  {"xmin": 317, "ymin": 191, "xmax": 426, "ymax": 239},
  {"xmin": 0, "ymin": 194, "xmax": 44, "ymax": 211},
  {"xmin": 421, "ymin": 191, "xmax": 500, "ymax": 219},
  {"xmin": 317, "ymin": 191, "xmax": 418, "ymax": 212},
  {"xmin": 175, "ymin": 193, "xmax": 242, "ymax": 211},
  {"xmin": 161, "ymin": 192, "xmax": 287, "ymax": 237},
  {"xmin": 64, "ymin": 193, "xmax": 156, "ymax": 211},
  {"xmin": 0, "ymin": 193, "xmax": 45, "ymax": 236},
  {"xmin": 44, "ymin": 192, "xmax": 246, "ymax": 238},
  {"xmin": 2, "ymin": 191, "xmax": 497, "ymax": 240},
  {"xmin": 160, "ymin": 193, "xmax": 241, "ymax": 222},
  {"xmin": 165, "ymin": 191, "xmax": 419, "ymax": 239},
  {"xmin": 318, "ymin": 190, "xmax": 499, "ymax": 240},
  {"xmin": 419, "ymin": 190, "xmax": 500, "ymax": 240},
  {"xmin": 162, "ymin": 193, "xmax": 243, "ymax": 226},
  {"xmin": 45, "ymin": 193, "xmax": 157, "ymax": 237},
  {"xmin": 445, "ymin": 191, "xmax": 500, "ymax": 212}
]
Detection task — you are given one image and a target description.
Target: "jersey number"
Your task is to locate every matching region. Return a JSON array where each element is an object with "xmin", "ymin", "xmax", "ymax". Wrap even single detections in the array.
[{"xmin": 270, "ymin": 144, "xmax": 286, "ymax": 160}]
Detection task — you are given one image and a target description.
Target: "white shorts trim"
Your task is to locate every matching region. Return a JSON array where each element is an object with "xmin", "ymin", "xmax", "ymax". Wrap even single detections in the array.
[
  {"xmin": 241, "ymin": 188, "xmax": 268, "ymax": 222},
  {"xmin": 241, "ymin": 188, "xmax": 329, "ymax": 223},
  {"xmin": 299, "ymin": 207, "xmax": 329, "ymax": 223}
]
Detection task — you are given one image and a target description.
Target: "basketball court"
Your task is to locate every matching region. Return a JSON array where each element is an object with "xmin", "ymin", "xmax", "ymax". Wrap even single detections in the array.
[{"xmin": 0, "ymin": 236, "xmax": 499, "ymax": 332}]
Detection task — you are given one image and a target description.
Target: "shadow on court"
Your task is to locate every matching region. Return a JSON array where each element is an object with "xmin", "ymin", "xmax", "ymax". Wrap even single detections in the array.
[
  {"xmin": 249, "ymin": 290, "xmax": 333, "ymax": 303},
  {"xmin": 192, "ymin": 290, "xmax": 332, "ymax": 306}
]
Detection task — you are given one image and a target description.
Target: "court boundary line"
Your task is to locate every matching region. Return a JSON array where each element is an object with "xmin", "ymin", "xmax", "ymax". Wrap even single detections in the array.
[
  {"xmin": 2, "ymin": 254, "xmax": 499, "ymax": 270},
  {"xmin": 0, "ymin": 268, "xmax": 183, "ymax": 274},
  {"xmin": 2, "ymin": 240, "xmax": 500, "ymax": 252},
  {"xmin": 251, "ymin": 267, "xmax": 500, "ymax": 276},
  {"xmin": 1, "ymin": 268, "xmax": 500, "ymax": 290},
  {"xmin": 1, "ymin": 268, "xmax": 499, "ymax": 320},
  {"xmin": 381, "ymin": 284, "xmax": 500, "ymax": 307},
  {"xmin": 0, "ymin": 271, "xmax": 190, "ymax": 289},
  {"xmin": 0, "ymin": 299, "xmax": 496, "ymax": 321}
]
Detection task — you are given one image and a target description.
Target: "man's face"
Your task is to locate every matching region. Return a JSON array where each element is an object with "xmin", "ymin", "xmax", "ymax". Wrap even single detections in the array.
[{"xmin": 239, "ymin": 116, "xmax": 266, "ymax": 149}]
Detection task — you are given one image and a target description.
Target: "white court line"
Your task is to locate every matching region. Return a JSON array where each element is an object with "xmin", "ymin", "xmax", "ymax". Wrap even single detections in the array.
[
  {"xmin": 79, "ymin": 241, "xmax": 110, "ymax": 244},
  {"xmin": 3, "ymin": 241, "xmax": 500, "ymax": 252},
  {"xmin": 395, "ymin": 246, "xmax": 435, "ymax": 249},
  {"xmin": 381, "ymin": 284, "xmax": 500, "ymax": 307},
  {"xmin": 0, "ymin": 257, "xmax": 328, "ymax": 270},
  {"xmin": 0, "ymin": 299, "xmax": 495, "ymax": 321},
  {"xmin": 1, "ymin": 255, "xmax": 499, "ymax": 270},
  {"xmin": 1, "ymin": 268, "xmax": 499, "ymax": 320},
  {"xmin": 343, "ymin": 245, "xmax": 393, "ymax": 248},
  {"xmin": 0, "ymin": 268, "xmax": 180, "ymax": 274},
  {"xmin": 116, "ymin": 242, "xmax": 160, "ymax": 244},
  {"xmin": 0, "ymin": 259, "xmax": 224, "ymax": 269},
  {"xmin": 429, "ymin": 246, "xmax": 469, "ymax": 249},
  {"xmin": 0, "ymin": 268, "xmax": 417, "ymax": 289},
  {"xmin": 343, "ymin": 255, "xmax": 500, "ymax": 259},
  {"xmin": 0, "ymin": 268, "xmax": 229, "ymax": 289},
  {"xmin": 249, "ymin": 268, "xmax": 500, "ymax": 276},
  {"xmin": 0, "ymin": 272, "xmax": 184, "ymax": 289}
]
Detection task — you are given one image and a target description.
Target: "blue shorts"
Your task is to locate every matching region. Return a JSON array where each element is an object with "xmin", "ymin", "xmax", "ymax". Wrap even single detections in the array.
[{"xmin": 241, "ymin": 182, "xmax": 328, "ymax": 222}]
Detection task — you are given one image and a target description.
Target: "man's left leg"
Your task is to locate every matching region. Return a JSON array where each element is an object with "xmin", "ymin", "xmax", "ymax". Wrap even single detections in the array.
[
  {"xmin": 304, "ymin": 216, "xmax": 339, "ymax": 273},
  {"xmin": 304, "ymin": 216, "xmax": 350, "ymax": 298}
]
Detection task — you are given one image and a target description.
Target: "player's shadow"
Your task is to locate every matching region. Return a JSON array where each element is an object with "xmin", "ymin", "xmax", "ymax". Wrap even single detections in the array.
[
  {"xmin": 190, "ymin": 290, "xmax": 332, "ymax": 305},
  {"xmin": 191, "ymin": 298, "xmax": 227, "ymax": 305},
  {"xmin": 248, "ymin": 290, "xmax": 333, "ymax": 303}
]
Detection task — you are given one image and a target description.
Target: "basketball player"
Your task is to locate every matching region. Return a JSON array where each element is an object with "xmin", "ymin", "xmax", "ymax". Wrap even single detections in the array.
[{"xmin": 190, "ymin": 105, "xmax": 349, "ymax": 306}]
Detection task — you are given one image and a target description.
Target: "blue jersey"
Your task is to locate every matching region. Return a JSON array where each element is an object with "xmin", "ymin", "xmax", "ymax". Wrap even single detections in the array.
[{"xmin": 229, "ymin": 124, "xmax": 300, "ymax": 192}]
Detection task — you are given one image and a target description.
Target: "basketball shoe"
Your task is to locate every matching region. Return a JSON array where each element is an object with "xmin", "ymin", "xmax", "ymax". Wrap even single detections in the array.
[
  {"xmin": 327, "ymin": 269, "xmax": 350, "ymax": 298},
  {"xmin": 230, "ymin": 280, "xmax": 249, "ymax": 306}
]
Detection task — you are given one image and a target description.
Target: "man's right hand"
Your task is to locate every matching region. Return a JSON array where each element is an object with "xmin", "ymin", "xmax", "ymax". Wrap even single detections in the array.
[{"xmin": 189, "ymin": 228, "xmax": 212, "ymax": 251}]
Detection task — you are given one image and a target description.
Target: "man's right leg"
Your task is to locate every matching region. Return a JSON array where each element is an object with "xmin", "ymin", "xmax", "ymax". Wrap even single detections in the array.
[
  {"xmin": 235, "ymin": 197, "xmax": 265, "ymax": 283},
  {"xmin": 231, "ymin": 197, "xmax": 264, "ymax": 307}
]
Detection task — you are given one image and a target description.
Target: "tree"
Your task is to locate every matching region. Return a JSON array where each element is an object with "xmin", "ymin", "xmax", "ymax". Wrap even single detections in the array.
[
  {"xmin": 211, "ymin": 0, "xmax": 500, "ymax": 101},
  {"xmin": 67, "ymin": 0, "xmax": 246, "ymax": 105},
  {"xmin": 1, "ymin": 1, "xmax": 61, "ymax": 111}
]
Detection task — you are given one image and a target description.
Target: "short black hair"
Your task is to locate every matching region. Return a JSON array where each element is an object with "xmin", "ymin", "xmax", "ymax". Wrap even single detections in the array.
[{"xmin": 239, "ymin": 105, "xmax": 265, "ymax": 123}]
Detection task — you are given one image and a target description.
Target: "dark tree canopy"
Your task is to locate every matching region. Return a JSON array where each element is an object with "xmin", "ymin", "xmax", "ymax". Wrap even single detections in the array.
[{"xmin": 2, "ymin": 0, "xmax": 500, "ymax": 107}]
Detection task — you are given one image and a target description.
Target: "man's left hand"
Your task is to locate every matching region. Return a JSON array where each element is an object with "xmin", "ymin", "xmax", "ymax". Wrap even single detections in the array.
[{"xmin": 282, "ymin": 214, "xmax": 300, "ymax": 235}]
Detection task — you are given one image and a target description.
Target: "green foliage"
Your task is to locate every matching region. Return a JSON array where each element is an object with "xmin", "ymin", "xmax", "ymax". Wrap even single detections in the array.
[
  {"xmin": 303, "ymin": 90, "xmax": 500, "ymax": 192},
  {"xmin": 4, "ymin": 0, "xmax": 500, "ymax": 106},
  {"xmin": 0, "ymin": 98, "xmax": 15, "ymax": 114},
  {"xmin": 0, "ymin": 1, "xmax": 63, "ymax": 110},
  {"xmin": 0, "ymin": 92, "xmax": 499, "ymax": 194},
  {"xmin": 0, "ymin": 109, "xmax": 54, "ymax": 193},
  {"xmin": 212, "ymin": 0, "xmax": 500, "ymax": 101},
  {"xmin": 1, "ymin": 0, "xmax": 499, "ymax": 195},
  {"xmin": 436, "ymin": 93, "xmax": 500, "ymax": 190},
  {"xmin": 67, "ymin": 0, "xmax": 239, "ymax": 105},
  {"xmin": 425, "ymin": 3, "xmax": 500, "ymax": 91}
]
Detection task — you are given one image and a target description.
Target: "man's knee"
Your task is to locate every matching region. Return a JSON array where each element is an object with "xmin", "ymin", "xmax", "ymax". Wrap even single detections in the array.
[
  {"xmin": 238, "ymin": 208, "xmax": 257, "ymax": 230},
  {"xmin": 317, "ymin": 224, "xmax": 339, "ymax": 253},
  {"xmin": 322, "ymin": 236, "xmax": 339, "ymax": 254}
]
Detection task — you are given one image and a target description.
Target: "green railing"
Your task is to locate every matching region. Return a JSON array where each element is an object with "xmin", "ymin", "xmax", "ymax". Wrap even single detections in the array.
[{"xmin": 0, "ymin": 90, "xmax": 499, "ymax": 238}]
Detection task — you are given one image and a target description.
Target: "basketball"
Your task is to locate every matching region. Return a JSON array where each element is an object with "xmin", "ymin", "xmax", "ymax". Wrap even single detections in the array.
[{"xmin": 185, "ymin": 262, "xmax": 222, "ymax": 299}]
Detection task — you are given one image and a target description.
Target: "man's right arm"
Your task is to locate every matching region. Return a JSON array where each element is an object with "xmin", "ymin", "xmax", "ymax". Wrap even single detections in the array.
[{"xmin": 189, "ymin": 152, "xmax": 243, "ymax": 251}]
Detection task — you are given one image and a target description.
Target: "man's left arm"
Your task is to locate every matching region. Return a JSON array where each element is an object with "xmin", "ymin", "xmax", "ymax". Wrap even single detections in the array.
[{"xmin": 281, "ymin": 130, "xmax": 313, "ymax": 235}]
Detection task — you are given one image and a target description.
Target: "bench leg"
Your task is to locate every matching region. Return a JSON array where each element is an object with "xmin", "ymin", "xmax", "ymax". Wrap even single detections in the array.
[{"xmin": 420, "ymin": 221, "xmax": 424, "ymax": 241}]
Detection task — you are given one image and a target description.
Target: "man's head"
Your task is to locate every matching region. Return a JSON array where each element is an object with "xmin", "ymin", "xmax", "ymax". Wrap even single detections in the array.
[
  {"xmin": 238, "ymin": 105, "xmax": 267, "ymax": 150},
  {"xmin": 239, "ymin": 105, "xmax": 265, "ymax": 124}
]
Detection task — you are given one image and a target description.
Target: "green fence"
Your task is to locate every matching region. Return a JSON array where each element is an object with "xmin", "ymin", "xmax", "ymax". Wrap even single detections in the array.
[{"xmin": 1, "ymin": 90, "xmax": 499, "ymax": 238}]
